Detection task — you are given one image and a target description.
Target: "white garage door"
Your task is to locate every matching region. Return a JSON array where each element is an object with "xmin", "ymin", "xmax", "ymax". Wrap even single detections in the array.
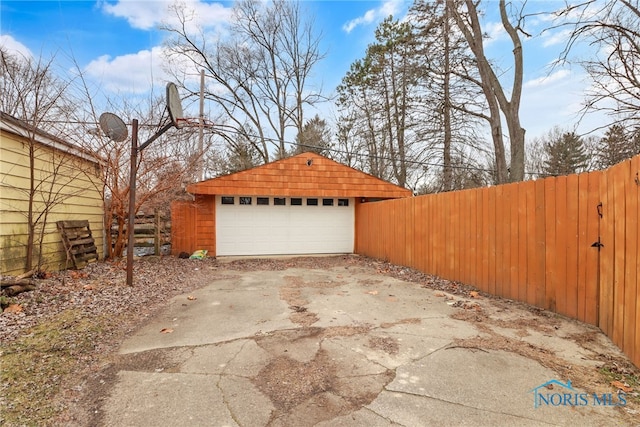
[{"xmin": 216, "ymin": 196, "xmax": 355, "ymax": 256}]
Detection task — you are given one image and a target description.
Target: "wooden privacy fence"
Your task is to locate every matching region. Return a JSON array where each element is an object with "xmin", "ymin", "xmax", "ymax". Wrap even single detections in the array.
[{"xmin": 356, "ymin": 155, "xmax": 640, "ymax": 369}]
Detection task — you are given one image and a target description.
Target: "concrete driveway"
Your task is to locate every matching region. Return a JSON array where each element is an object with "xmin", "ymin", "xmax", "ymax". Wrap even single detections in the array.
[{"xmin": 100, "ymin": 257, "xmax": 637, "ymax": 426}]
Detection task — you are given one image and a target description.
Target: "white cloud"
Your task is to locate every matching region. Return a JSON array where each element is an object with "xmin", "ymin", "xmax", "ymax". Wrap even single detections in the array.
[
  {"xmin": 342, "ymin": 0, "xmax": 404, "ymax": 34},
  {"xmin": 101, "ymin": 0, "xmax": 172, "ymax": 30},
  {"xmin": 520, "ymin": 68, "xmax": 610, "ymax": 139},
  {"xmin": 524, "ymin": 69, "xmax": 571, "ymax": 88},
  {"xmin": 84, "ymin": 46, "xmax": 169, "ymax": 93},
  {"xmin": 101, "ymin": 0, "xmax": 232, "ymax": 30},
  {"xmin": 483, "ymin": 21, "xmax": 506, "ymax": 43},
  {"xmin": 342, "ymin": 9, "xmax": 376, "ymax": 33},
  {"xmin": 0, "ymin": 34, "xmax": 32, "ymax": 58},
  {"xmin": 540, "ymin": 28, "xmax": 572, "ymax": 48}
]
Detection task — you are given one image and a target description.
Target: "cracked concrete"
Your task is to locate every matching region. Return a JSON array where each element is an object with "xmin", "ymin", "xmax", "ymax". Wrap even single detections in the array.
[{"xmin": 100, "ymin": 258, "xmax": 637, "ymax": 426}]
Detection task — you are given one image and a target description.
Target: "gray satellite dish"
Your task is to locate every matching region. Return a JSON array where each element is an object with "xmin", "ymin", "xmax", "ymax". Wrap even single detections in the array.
[
  {"xmin": 166, "ymin": 82, "xmax": 184, "ymax": 129},
  {"xmin": 99, "ymin": 112, "xmax": 128, "ymax": 142}
]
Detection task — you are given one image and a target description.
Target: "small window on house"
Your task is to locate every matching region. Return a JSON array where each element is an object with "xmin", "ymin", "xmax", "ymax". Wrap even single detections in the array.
[
  {"xmin": 291, "ymin": 198, "xmax": 302, "ymax": 206},
  {"xmin": 338, "ymin": 199, "xmax": 349, "ymax": 207},
  {"xmin": 240, "ymin": 197, "xmax": 252, "ymax": 205},
  {"xmin": 322, "ymin": 199, "xmax": 334, "ymax": 206},
  {"xmin": 274, "ymin": 197, "xmax": 286, "ymax": 206},
  {"xmin": 257, "ymin": 197, "xmax": 269, "ymax": 205},
  {"xmin": 307, "ymin": 198, "xmax": 318, "ymax": 206},
  {"xmin": 221, "ymin": 196, "xmax": 234, "ymax": 205}
]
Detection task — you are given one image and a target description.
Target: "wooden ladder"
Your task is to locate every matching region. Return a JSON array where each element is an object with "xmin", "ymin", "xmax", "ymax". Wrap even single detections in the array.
[{"xmin": 56, "ymin": 220, "xmax": 99, "ymax": 269}]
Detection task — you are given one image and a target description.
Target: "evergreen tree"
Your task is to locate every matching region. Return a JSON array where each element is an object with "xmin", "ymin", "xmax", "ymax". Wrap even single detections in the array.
[
  {"xmin": 293, "ymin": 115, "xmax": 332, "ymax": 157},
  {"xmin": 596, "ymin": 124, "xmax": 640, "ymax": 168},
  {"xmin": 542, "ymin": 130, "xmax": 589, "ymax": 176}
]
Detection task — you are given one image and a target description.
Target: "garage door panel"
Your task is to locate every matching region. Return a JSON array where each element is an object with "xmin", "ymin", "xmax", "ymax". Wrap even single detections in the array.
[{"xmin": 216, "ymin": 196, "xmax": 354, "ymax": 256}]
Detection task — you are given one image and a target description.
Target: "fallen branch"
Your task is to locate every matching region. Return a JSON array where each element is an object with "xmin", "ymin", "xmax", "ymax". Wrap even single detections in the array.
[
  {"xmin": 1, "ymin": 278, "xmax": 35, "ymax": 288},
  {"xmin": 445, "ymin": 345, "xmax": 489, "ymax": 353},
  {"xmin": 3, "ymin": 283, "xmax": 37, "ymax": 296},
  {"xmin": 16, "ymin": 269, "xmax": 36, "ymax": 280}
]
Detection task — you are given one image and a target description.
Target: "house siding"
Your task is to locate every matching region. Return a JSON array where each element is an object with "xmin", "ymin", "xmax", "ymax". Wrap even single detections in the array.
[{"xmin": 1, "ymin": 126, "xmax": 104, "ymax": 275}]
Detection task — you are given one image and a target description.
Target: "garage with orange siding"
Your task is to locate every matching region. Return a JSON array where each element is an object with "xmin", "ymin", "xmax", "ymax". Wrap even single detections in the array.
[{"xmin": 171, "ymin": 152, "xmax": 412, "ymax": 257}]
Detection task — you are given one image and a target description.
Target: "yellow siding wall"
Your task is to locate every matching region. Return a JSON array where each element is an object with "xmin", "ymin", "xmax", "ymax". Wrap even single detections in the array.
[{"xmin": 0, "ymin": 130, "xmax": 104, "ymax": 275}]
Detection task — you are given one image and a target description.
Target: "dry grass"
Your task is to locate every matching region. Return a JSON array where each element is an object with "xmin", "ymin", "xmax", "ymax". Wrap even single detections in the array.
[{"xmin": 0, "ymin": 309, "xmax": 114, "ymax": 426}]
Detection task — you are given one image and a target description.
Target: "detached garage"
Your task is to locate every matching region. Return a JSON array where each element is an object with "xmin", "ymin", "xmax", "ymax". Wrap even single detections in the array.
[{"xmin": 171, "ymin": 152, "xmax": 411, "ymax": 257}]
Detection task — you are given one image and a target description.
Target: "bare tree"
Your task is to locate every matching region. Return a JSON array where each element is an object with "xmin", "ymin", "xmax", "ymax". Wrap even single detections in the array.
[
  {"xmin": 450, "ymin": 0, "xmax": 527, "ymax": 183},
  {"xmin": 558, "ymin": 0, "xmax": 640, "ymax": 130},
  {"xmin": 162, "ymin": 0, "xmax": 325, "ymax": 163},
  {"xmin": 0, "ymin": 48, "xmax": 89, "ymax": 273},
  {"xmin": 66, "ymin": 63, "xmax": 204, "ymax": 259},
  {"xmin": 410, "ymin": 0, "xmax": 486, "ymax": 191}
]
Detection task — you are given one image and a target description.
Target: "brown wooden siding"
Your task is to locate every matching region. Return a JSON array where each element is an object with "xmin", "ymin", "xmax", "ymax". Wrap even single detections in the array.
[
  {"xmin": 187, "ymin": 153, "xmax": 412, "ymax": 199},
  {"xmin": 355, "ymin": 155, "xmax": 640, "ymax": 369},
  {"xmin": 170, "ymin": 200, "xmax": 197, "ymax": 255},
  {"xmin": 170, "ymin": 196, "xmax": 216, "ymax": 255}
]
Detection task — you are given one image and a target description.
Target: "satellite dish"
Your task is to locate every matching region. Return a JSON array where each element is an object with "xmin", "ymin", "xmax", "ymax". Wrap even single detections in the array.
[
  {"xmin": 99, "ymin": 112, "xmax": 128, "ymax": 142},
  {"xmin": 166, "ymin": 82, "xmax": 184, "ymax": 129}
]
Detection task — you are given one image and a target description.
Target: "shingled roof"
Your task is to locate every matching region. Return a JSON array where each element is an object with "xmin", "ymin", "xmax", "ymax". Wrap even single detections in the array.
[{"xmin": 187, "ymin": 152, "xmax": 412, "ymax": 199}]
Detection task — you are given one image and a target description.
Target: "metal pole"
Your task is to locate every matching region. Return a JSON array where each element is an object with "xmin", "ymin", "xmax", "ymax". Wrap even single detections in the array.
[
  {"xmin": 198, "ymin": 69, "xmax": 205, "ymax": 181},
  {"xmin": 126, "ymin": 119, "xmax": 139, "ymax": 287}
]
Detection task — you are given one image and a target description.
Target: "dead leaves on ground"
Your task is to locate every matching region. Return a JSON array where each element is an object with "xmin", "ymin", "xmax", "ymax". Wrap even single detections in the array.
[
  {"xmin": 3, "ymin": 304, "xmax": 23, "ymax": 313},
  {"xmin": 611, "ymin": 380, "xmax": 634, "ymax": 393}
]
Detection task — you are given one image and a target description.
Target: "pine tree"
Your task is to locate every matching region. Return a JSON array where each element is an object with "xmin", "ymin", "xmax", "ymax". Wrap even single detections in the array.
[
  {"xmin": 543, "ymin": 131, "xmax": 589, "ymax": 176},
  {"xmin": 293, "ymin": 115, "xmax": 332, "ymax": 157},
  {"xmin": 596, "ymin": 124, "xmax": 631, "ymax": 168}
]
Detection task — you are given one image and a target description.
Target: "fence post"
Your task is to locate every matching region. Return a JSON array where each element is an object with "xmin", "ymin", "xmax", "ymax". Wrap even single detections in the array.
[{"xmin": 154, "ymin": 209, "xmax": 160, "ymax": 256}]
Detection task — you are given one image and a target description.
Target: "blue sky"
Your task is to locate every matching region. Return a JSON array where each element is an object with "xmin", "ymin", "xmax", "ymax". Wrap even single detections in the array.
[{"xmin": 0, "ymin": 0, "xmax": 609, "ymax": 140}]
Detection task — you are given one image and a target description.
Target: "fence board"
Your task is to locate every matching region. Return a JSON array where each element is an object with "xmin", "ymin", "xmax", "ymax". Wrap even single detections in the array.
[
  {"xmin": 407, "ymin": 199, "xmax": 415, "ymax": 266},
  {"xmin": 494, "ymin": 186, "xmax": 505, "ymax": 297},
  {"xmin": 502, "ymin": 185, "xmax": 512, "ymax": 299},
  {"xmin": 566, "ymin": 174, "xmax": 579, "ymax": 320},
  {"xmin": 427, "ymin": 195, "xmax": 435, "ymax": 273},
  {"xmin": 599, "ymin": 171, "xmax": 614, "ymax": 336},
  {"xmin": 461, "ymin": 190, "xmax": 468, "ymax": 281},
  {"xmin": 524, "ymin": 180, "xmax": 536, "ymax": 306},
  {"xmin": 470, "ymin": 189, "xmax": 479, "ymax": 287},
  {"xmin": 437, "ymin": 193, "xmax": 447, "ymax": 277},
  {"xmin": 584, "ymin": 171, "xmax": 601, "ymax": 326},
  {"xmin": 458, "ymin": 191, "xmax": 462, "ymax": 282},
  {"xmin": 518, "ymin": 182, "xmax": 528, "ymax": 302},
  {"xmin": 544, "ymin": 178, "xmax": 557, "ymax": 312},
  {"xmin": 487, "ymin": 187, "xmax": 497, "ymax": 296},
  {"xmin": 633, "ymin": 156, "xmax": 640, "ymax": 367},
  {"xmin": 576, "ymin": 173, "xmax": 589, "ymax": 323},
  {"xmin": 534, "ymin": 179, "xmax": 546, "ymax": 308},
  {"xmin": 419, "ymin": 199, "xmax": 427, "ymax": 271},
  {"xmin": 624, "ymin": 160, "xmax": 638, "ymax": 364},
  {"xmin": 510, "ymin": 184, "xmax": 520, "ymax": 301},
  {"xmin": 612, "ymin": 162, "xmax": 628, "ymax": 349},
  {"xmin": 449, "ymin": 191, "xmax": 459, "ymax": 279},
  {"xmin": 555, "ymin": 176, "xmax": 568, "ymax": 316}
]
